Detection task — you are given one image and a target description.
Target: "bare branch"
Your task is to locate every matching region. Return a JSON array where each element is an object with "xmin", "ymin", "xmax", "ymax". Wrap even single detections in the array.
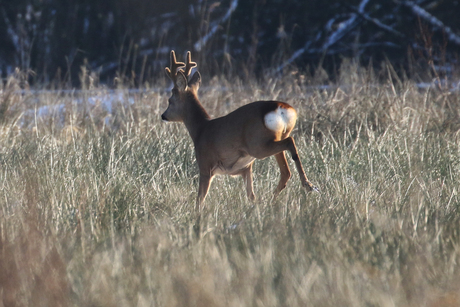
[
  {"xmin": 345, "ymin": 3, "xmax": 404, "ymax": 38},
  {"xmin": 403, "ymin": 1, "xmax": 460, "ymax": 45},
  {"xmin": 276, "ymin": 0, "xmax": 370, "ymax": 72},
  {"xmin": 194, "ymin": 0, "xmax": 238, "ymax": 52}
]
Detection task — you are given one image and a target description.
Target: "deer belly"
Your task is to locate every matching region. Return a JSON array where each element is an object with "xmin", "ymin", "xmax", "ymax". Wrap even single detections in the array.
[{"xmin": 213, "ymin": 155, "xmax": 255, "ymax": 175}]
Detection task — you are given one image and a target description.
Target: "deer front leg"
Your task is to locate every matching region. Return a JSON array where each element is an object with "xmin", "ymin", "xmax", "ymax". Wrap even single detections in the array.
[
  {"xmin": 196, "ymin": 173, "xmax": 212, "ymax": 211},
  {"xmin": 273, "ymin": 152, "xmax": 291, "ymax": 199},
  {"xmin": 240, "ymin": 163, "xmax": 256, "ymax": 201}
]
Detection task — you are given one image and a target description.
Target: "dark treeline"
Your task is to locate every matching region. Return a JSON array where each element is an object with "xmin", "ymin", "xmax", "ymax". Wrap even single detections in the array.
[{"xmin": 1, "ymin": 0, "xmax": 459, "ymax": 86}]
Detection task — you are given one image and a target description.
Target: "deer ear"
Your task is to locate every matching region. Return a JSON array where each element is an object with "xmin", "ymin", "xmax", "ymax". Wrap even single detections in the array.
[
  {"xmin": 188, "ymin": 71, "xmax": 201, "ymax": 92},
  {"xmin": 176, "ymin": 70, "xmax": 188, "ymax": 91}
]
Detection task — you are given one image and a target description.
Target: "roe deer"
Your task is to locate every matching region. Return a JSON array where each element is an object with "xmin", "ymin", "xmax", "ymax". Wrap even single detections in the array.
[{"xmin": 162, "ymin": 51, "xmax": 317, "ymax": 210}]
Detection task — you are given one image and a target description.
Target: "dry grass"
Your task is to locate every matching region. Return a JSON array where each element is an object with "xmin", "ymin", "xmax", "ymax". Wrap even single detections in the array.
[{"xmin": 1, "ymin": 63, "xmax": 460, "ymax": 306}]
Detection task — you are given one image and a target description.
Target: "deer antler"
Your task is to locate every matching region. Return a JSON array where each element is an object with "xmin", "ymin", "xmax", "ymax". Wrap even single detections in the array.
[
  {"xmin": 165, "ymin": 50, "xmax": 185, "ymax": 83},
  {"xmin": 181, "ymin": 51, "xmax": 197, "ymax": 78}
]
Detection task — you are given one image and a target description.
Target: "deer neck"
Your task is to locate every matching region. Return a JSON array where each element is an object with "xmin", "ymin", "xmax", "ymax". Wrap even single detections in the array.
[{"xmin": 183, "ymin": 92, "xmax": 210, "ymax": 143}]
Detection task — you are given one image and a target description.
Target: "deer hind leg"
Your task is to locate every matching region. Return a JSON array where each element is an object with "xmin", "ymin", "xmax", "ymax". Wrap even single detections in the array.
[
  {"xmin": 273, "ymin": 152, "xmax": 291, "ymax": 198},
  {"xmin": 240, "ymin": 163, "xmax": 256, "ymax": 201},
  {"xmin": 286, "ymin": 138, "xmax": 316, "ymax": 192},
  {"xmin": 252, "ymin": 137, "xmax": 316, "ymax": 192}
]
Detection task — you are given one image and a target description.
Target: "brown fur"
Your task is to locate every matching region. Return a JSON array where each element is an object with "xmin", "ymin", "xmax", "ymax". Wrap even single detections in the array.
[{"xmin": 162, "ymin": 51, "xmax": 316, "ymax": 209}]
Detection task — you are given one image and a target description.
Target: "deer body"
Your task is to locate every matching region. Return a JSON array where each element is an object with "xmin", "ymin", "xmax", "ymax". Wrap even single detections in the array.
[
  {"xmin": 162, "ymin": 51, "xmax": 317, "ymax": 209},
  {"xmin": 193, "ymin": 101, "xmax": 292, "ymax": 172}
]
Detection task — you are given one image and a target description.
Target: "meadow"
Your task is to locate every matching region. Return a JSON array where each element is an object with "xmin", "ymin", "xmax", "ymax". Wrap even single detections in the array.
[{"xmin": 1, "ymin": 63, "xmax": 460, "ymax": 306}]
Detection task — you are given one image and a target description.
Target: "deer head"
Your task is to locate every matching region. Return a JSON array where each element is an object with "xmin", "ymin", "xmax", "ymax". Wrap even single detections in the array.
[{"xmin": 162, "ymin": 51, "xmax": 201, "ymax": 122}]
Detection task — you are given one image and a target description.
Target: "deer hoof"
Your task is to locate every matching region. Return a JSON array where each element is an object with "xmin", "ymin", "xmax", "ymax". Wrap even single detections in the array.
[{"xmin": 303, "ymin": 182, "xmax": 320, "ymax": 193}]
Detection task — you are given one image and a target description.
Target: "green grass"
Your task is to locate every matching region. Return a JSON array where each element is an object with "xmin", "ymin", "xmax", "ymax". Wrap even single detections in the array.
[{"xmin": 1, "ymin": 65, "xmax": 460, "ymax": 306}]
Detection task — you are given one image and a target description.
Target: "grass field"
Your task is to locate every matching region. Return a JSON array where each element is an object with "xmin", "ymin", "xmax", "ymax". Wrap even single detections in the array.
[{"xmin": 1, "ymin": 64, "xmax": 460, "ymax": 306}]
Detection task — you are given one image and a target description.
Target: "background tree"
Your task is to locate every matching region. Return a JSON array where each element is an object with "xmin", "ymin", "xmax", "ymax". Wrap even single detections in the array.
[{"xmin": 0, "ymin": 0, "xmax": 459, "ymax": 86}]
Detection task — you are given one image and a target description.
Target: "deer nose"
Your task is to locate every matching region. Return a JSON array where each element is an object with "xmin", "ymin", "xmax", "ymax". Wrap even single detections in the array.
[{"xmin": 161, "ymin": 114, "xmax": 168, "ymax": 121}]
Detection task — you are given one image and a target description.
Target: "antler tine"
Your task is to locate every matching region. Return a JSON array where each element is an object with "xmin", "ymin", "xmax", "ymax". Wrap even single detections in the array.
[
  {"xmin": 182, "ymin": 51, "xmax": 197, "ymax": 77},
  {"xmin": 165, "ymin": 50, "xmax": 185, "ymax": 82}
]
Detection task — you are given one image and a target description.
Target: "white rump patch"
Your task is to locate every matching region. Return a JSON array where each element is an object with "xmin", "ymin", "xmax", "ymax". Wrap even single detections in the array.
[{"xmin": 264, "ymin": 106, "xmax": 296, "ymax": 133}]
